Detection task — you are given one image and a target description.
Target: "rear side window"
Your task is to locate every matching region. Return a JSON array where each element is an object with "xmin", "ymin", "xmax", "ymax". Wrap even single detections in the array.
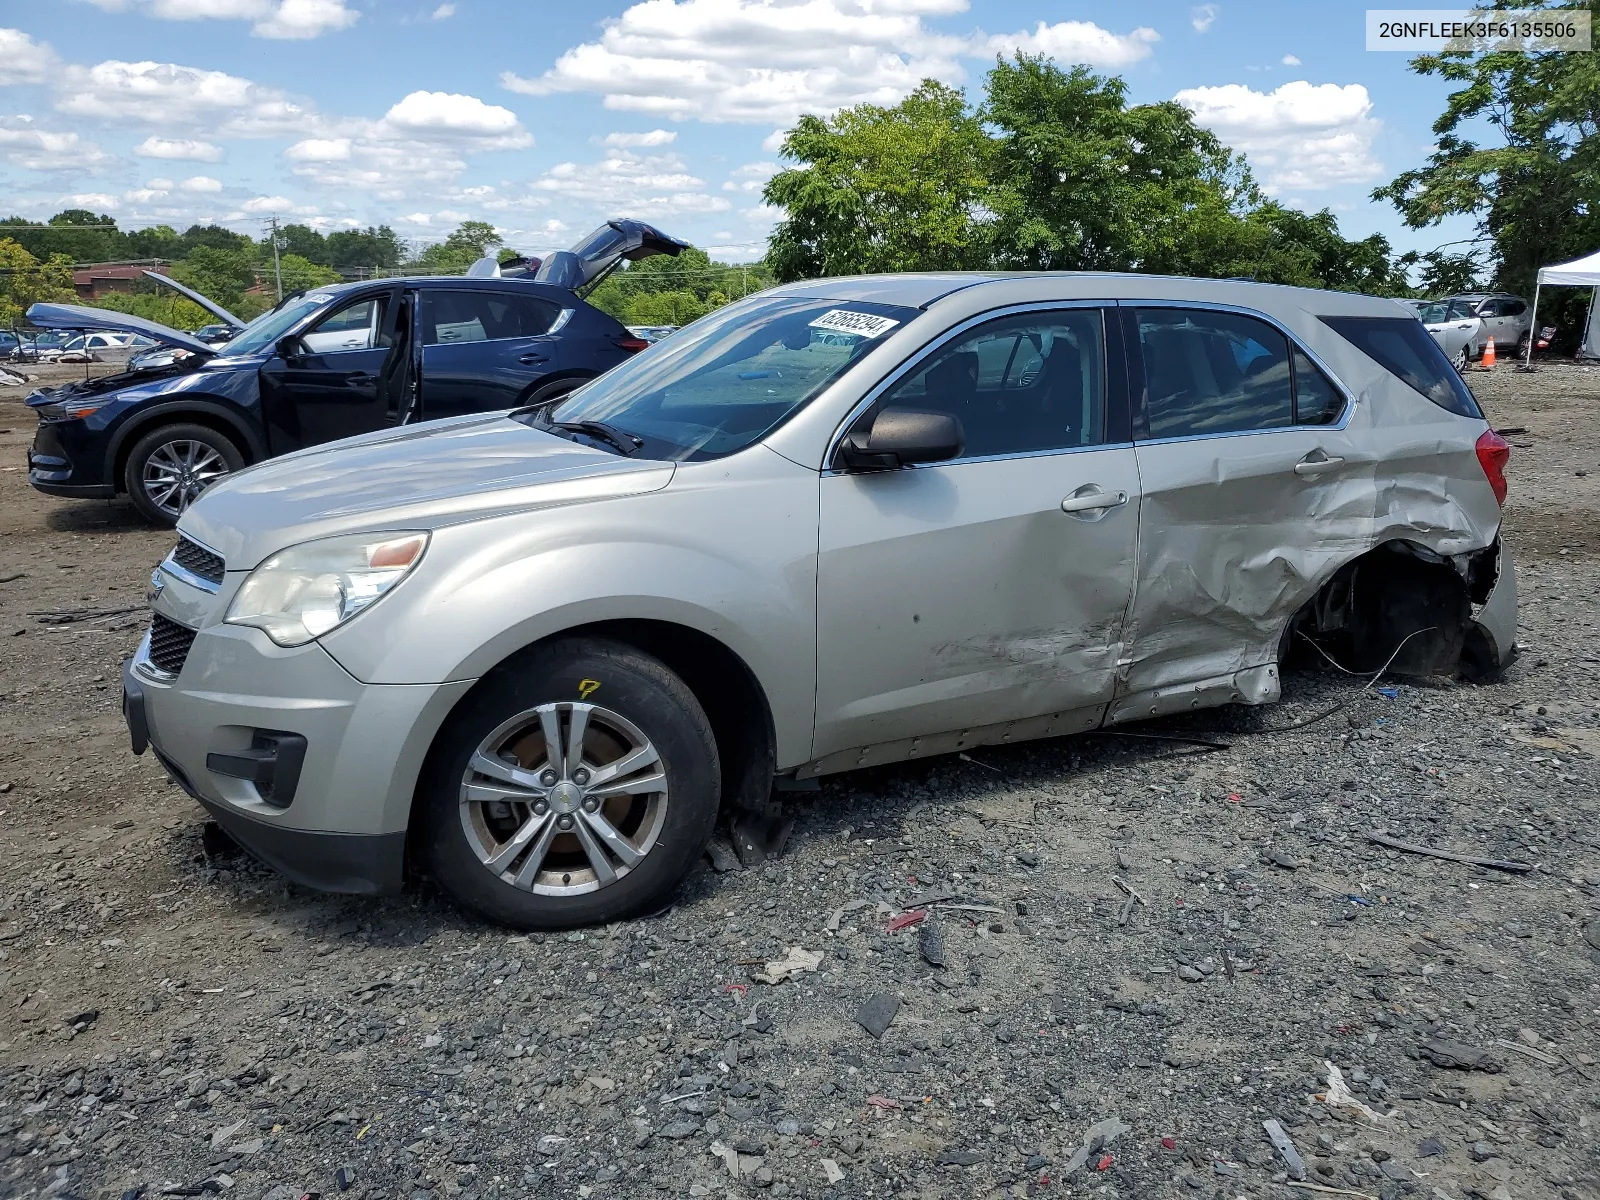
[
  {"xmin": 421, "ymin": 290, "xmax": 560, "ymax": 346},
  {"xmin": 1136, "ymin": 308, "xmax": 1293, "ymax": 438},
  {"xmin": 1293, "ymin": 350, "xmax": 1343, "ymax": 425},
  {"xmin": 1320, "ymin": 315, "xmax": 1482, "ymax": 418}
]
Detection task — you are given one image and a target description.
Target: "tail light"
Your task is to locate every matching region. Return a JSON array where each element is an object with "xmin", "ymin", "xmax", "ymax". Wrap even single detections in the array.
[
  {"xmin": 1476, "ymin": 428, "xmax": 1510, "ymax": 506},
  {"xmin": 615, "ymin": 336, "xmax": 649, "ymax": 353}
]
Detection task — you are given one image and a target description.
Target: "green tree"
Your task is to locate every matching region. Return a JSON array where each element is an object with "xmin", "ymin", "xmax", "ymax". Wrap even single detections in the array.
[
  {"xmin": 83, "ymin": 291, "xmax": 212, "ymax": 330},
  {"xmin": 277, "ymin": 253, "xmax": 341, "ymax": 294},
  {"xmin": 0, "ymin": 212, "xmax": 126, "ymax": 263},
  {"xmin": 179, "ymin": 224, "xmax": 253, "ymax": 256},
  {"xmin": 126, "ymin": 224, "xmax": 182, "ymax": 260},
  {"xmin": 1398, "ymin": 248, "xmax": 1485, "ymax": 295},
  {"xmin": 1373, "ymin": 0, "xmax": 1600, "ymax": 299},
  {"xmin": 621, "ymin": 289, "xmax": 709, "ymax": 326},
  {"xmin": 0, "ymin": 238, "xmax": 74, "ymax": 327},
  {"xmin": 413, "ymin": 221, "xmax": 503, "ymax": 274},
  {"xmin": 765, "ymin": 81, "xmax": 993, "ymax": 280},
  {"xmin": 326, "ymin": 225, "xmax": 402, "ymax": 271},
  {"xmin": 268, "ymin": 224, "xmax": 330, "ymax": 264},
  {"xmin": 171, "ymin": 245, "xmax": 260, "ymax": 314}
]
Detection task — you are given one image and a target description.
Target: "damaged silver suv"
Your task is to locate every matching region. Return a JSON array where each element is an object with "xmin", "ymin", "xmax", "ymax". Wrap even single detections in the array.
[{"xmin": 123, "ymin": 273, "xmax": 1516, "ymax": 929}]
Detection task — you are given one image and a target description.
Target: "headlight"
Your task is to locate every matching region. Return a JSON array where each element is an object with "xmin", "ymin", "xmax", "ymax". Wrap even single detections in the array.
[{"xmin": 225, "ymin": 531, "xmax": 429, "ymax": 647}]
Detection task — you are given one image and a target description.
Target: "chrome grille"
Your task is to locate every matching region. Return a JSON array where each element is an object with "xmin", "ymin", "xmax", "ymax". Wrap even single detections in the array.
[
  {"xmin": 170, "ymin": 536, "xmax": 225, "ymax": 585},
  {"xmin": 147, "ymin": 613, "xmax": 198, "ymax": 676}
]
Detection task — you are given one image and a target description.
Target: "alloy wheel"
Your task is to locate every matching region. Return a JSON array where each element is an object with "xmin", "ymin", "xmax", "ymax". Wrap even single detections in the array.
[
  {"xmin": 142, "ymin": 440, "xmax": 230, "ymax": 518},
  {"xmin": 459, "ymin": 701, "xmax": 669, "ymax": 896}
]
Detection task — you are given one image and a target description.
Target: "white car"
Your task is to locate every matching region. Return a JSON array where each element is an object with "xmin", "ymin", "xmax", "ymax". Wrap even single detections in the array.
[
  {"xmin": 40, "ymin": 331, "xmax": 148, "ymax": 363},
  {"xmin": 1412, "ymin": 300, "xmax": 1482, "ymax": 370}
]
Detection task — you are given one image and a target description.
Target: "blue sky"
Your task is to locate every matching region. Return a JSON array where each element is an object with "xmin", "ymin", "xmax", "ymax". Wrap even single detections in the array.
[{"xmin": 0, "ymin": 0, "xmax": 1479, "ymax": 263}]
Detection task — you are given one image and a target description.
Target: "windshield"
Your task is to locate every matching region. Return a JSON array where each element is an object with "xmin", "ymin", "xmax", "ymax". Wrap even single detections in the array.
[
  {"xmin": 528, "ymin": 295, "xmax": 919, "ymax": 461},
  {"xmin": 216, "ymin": 292, "xmax": 336, "ymax": 356}
]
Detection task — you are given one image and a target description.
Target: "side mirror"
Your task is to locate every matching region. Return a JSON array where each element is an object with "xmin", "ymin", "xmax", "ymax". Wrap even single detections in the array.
[
  {"xmin": 838, "ymin": 407, "xmax": 964, "ymax": 471},
  {"xmin": 275, "ymin": 334, "xmax": 306, "ymax": 361}
]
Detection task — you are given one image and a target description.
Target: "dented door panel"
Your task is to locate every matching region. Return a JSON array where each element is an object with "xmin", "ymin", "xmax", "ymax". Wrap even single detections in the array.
[{"xmin": 813, "ymin": 446, "xmax": 1140, "ymax": 758}]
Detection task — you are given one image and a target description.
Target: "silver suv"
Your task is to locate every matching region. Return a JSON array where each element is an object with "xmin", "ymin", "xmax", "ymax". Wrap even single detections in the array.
[{"xmin": 123, "ymin": 274, "xmax": 1517, "ymax": 928}]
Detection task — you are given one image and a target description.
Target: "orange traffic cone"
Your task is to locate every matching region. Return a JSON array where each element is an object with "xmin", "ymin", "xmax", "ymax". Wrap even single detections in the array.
[{"xmin": 1481, "ymin": 336, "xmax": 1496, "ymax": 369}]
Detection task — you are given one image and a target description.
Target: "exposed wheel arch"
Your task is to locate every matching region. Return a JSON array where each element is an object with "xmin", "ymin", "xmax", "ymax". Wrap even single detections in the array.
[
  {"xmin": 108, "ymin": 400, "xmax": 261, "ymax": 493},
  {"xmin": 516, "ymin": 371, "xmax": 599, "ymax": 411},
  {"xmin": 410, "ymin": 618, "xmax": 777, "ymax": 863},
  {"xmin": 1279, "ymin": 538, "xmax": 1499, "ymax": 679}
]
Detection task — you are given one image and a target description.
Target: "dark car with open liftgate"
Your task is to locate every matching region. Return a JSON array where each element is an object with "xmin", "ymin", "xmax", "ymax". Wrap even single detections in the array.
[{"xmin": 24, "ymin": 220, "xmax": 688, "ymax": 525}]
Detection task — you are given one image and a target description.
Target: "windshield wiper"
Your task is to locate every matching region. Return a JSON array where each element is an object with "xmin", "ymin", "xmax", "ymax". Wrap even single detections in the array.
[{"xmin": 552, "ymin": 419, "xmax": 643, "ymax": 457}]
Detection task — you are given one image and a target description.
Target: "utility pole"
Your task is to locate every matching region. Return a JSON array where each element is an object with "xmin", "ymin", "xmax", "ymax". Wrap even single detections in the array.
[{"xmin": 269, "ymin": 216, "xmax": 283, "ymax": 301}]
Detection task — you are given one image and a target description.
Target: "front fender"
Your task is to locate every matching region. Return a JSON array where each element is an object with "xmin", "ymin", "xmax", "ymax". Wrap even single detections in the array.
[
  {"xmin": 317, "ymin": 448, "xmax": 822, "ymax": 767},
  {"xmin": 106, "ymin": 393, "xmax": 265, "ymax": 477}
]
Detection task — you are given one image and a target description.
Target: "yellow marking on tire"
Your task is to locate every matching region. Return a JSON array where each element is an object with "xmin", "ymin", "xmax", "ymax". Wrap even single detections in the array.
[{"xmin": 578, "ymin": 678, "xmax": 601, "ymax": 700}]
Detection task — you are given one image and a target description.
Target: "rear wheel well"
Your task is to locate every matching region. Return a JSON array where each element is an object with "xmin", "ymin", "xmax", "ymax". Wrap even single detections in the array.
[
  {"xmin": 112, "ymin": 411, "xmax": 253, "ymax": 491},
  {"xmin": 1280, "ymin": 539, "xmax": 1500, "ymax": 680},
  {"xmin": 412, "ymin": 620, "xmax": 777, "ymax": 842}
]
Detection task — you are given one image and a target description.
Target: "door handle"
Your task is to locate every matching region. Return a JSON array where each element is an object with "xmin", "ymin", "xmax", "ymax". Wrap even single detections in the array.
[
  {"xmin": 345, "ymin": 372, "xmax": 378, "ymax": 387},
  {"xmin": 518, "ymin": 353, "xmax": 548, "ymax": 364},
  {"xmin": 1293, "ymin": 452, "xmax": 1345, "ymax": 476},
  {"xmin": 1060, "ymin": 487, "xmax": 1128, "ymax": 514}
]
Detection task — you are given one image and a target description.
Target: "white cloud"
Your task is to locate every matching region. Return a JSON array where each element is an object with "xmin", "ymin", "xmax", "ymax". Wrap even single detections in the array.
[
  {"xmin": 723, "ymin": 160, "xmax": 777, "ymax": 192},
  {"xmin": 179, "ymin": 174, "xmax": 224, "ymax": 191},
  {"xmin": 286, "ymin": 136, "xmax": 352, "ymax": 161},
  {"xmin": 63, "ymin": 192, "xmax": 120, "ymax": 210},
  {"xmin": 124, "ymin": 186, "xmax": 170, "ymax": 202},
  {"xmin": 0, "ymin": 28, "xmax": 59, "ymax": 85},
  {"xmin": 241, "ymin": 193, "xmax": 294, "ymax": 211},
  {"xmin": 602, "ymin": 129, "xmax": 677, "ymax": 148},
  {"xmin": 135, "ymin": 135, "xmax": 223, "ymax": 160},
  {"xmin": 503, "ymin": 0, "xmax": 1158, "ymax": 126},
  {"xmin": 1175, "ymin": 80, "xmax": 1383, "ymax": 192},
  {"xmin": 760, "ymin": 128, "xmax": 787, "ymax": 153},
  {"xmin": 383, "ymin": 91, "xmax": 528, "ymax": 144},
  {"xmin": 1282, "ymin": 54, "xmax": 1301, "ymax": 65},
  {"xmin": 0, "ymin": 116, "xmax": 109, "ymax": 172},
  {"xmin": 78, "ymin": 0, "xmax": 359, "ymax": 39},
  {"xmin": 1191, "ymin": 4, "xmax": 1219, "ymax": 33},
  {"xmin": 981, "ymin": 20, "xmax": 1159, "ymax": 67},
  {"xmin": 487, "ymin": 149, "xmax": 731, "ymax": 222},
  {"xmin": 147, "ymin": 176, "xmax": 175, "ymax": 188},
  {"xmin": 432, "ymin": 2, "xmax": 456, "ymax": 17},
  {"xmin": 56, "ymin": 60, "xmax": 316, "ymax": 137}
]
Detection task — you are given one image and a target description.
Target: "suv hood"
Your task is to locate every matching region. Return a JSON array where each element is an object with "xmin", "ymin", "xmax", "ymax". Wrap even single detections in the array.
[
  {"xmin": 533, "ymin": 219, "xmax": 691, "ymax": 291},
  {"xmin": 143, "ymin": 270, "xmax": 244, "ymax": 330},
  {"xmin": 25, "ymin": 301, "xmax": 216, "ymax": 357},
  {"xmin": 179, "ymin": 413, "xmax": 676, "ymax": 568}
]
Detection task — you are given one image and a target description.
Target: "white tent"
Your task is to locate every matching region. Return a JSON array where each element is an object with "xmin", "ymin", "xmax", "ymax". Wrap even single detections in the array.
[{"xmin": 1528, "ymin": 249, "xmax": 1600, "ymax": 363}]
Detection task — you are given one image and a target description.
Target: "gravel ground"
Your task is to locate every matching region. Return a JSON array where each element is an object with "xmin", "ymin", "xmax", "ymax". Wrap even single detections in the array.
[{"xmin": 0, "ymin": 359, "xmax": 1597, "ymax": 1200}]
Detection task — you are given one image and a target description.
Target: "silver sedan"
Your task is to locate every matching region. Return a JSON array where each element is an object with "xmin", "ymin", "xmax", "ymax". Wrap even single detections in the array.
[{"xmin": 125, "ymin": 272, "xmax": 1518, "ymax": 928}]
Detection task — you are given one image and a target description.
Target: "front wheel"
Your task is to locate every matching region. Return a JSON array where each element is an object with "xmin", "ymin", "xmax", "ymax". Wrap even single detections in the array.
[
  {"xmin": 123, "ymin": 423, "xmax": 245, "ymax": 526},
  {"xmin": 1454, "ymin": 344, "xmax": 1470, "ymax": 373},
  {"xmin": 418, "ymin": 637, "xmax": 720, "ymax": 929}
]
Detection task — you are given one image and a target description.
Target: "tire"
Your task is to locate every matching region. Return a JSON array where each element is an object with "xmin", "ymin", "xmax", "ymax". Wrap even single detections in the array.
[
  {"xmin": 122, "ymin": 422, "xmax": 245, "ymax": 526},
  {"xmin": 418, "ymin": 637, "xmax": 720, "ymax": 929},
  {"xmin": 1454, "ymin": 344, "xmax": 1469, "ymax": 373}
]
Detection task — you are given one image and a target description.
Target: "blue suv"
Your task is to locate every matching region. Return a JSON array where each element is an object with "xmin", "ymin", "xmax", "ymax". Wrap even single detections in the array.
[{"xmin": 25, "ymin": 220, "xmax": 687, "ymax": 525}]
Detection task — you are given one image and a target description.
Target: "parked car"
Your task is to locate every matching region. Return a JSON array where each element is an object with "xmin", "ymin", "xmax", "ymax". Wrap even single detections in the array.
[
  {"xmin": 24, "ymin": 220, "xmax": 688, "ymax": 525},
  {"xmin": 39, "ymin": 331, "xmax": 143, "ymax": 363},
  {"xmin": 626, "ymin": 325, "xmax": 679, "ymax": 344},
  {"xmin": 193, "ymin": 324, "xmax": 237, "ymax": 346},
  {"xmin": 123, "ymin": 272, "xmax": 1517, "ymax": 929},
  {"xmin": 1442, "ymin": 293, "xmax": 1533, "ymax": 359},
  {"xmin": 0, "ymin": 330, "xmax": 38, "ymax": 361},
  {"xmin": 1412, "ymin": 298, "xmax": 1482, "ymax": 369}
]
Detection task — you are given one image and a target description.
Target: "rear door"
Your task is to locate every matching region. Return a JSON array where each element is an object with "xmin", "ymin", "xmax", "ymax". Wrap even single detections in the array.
[
  {"xmin": 1117, "ymin": 304, "xmax": 1369, "ymax": 719},
  {"xmin": 258, "ymin": 288, "xmax": 401, "ymax": 452},
  {"xmin": 418, "ymin": 287, "xmax": 563, "ymax": 421},
  {"xmin": 813, "ymin": 304, "xmax": 1140, "ymax": 759}
]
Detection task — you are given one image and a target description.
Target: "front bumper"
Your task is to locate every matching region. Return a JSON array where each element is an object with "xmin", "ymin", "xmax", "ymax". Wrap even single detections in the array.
[
  {"xmin": 28, "ymin": 417, "xmax": 115, "ymax": 498},
  {"xmin": 123, "ymin": 612, "xmax": 473, "ymax": 896}
]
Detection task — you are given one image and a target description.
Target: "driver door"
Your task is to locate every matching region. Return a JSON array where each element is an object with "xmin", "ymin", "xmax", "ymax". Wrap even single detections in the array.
[
  {"xmin": 259, "ymin": 288, "xmax": 401, "ymax": 453},
  {"xmin": 813, "ymin": 306, "xmax": 1140, "ymax": 760}
]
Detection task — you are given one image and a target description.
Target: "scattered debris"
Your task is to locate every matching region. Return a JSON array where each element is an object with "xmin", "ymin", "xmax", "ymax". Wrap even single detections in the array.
[
  {"xmin": 750, "ymin": 946, "xmax": 822, "ymax": 985},
  {"xmin": 918, "ymin": 921, "xmax": 946, "ymax": 968},
  {"xmin": 885, "ymin": 909, "xmax": 926, "ymax": 932},
  {"xmin": 1311, "ymin": 1061, "xmax": 1392, "ymax": 1123},
  {"xmin": 1494, "ymin": 1037, "xmax": 1561, "ymax": 1066},
  {"xmin": 819, "ymin": 1159, "xmax": 845, "ymax": 1185},
  {"xmin": 1416, "ymin": 1039, "xmax": 1503, "ymax": 1073},
  {"xmin": 1063, "ymin": 1116, "xmax": 1129, "ymax": 1175},
  {"xmin": 853, "ymin": 992, "xmax": 901, "ymax": 1039},
  {"xmin": 1262, "ymin": 1118, "xmax": 1307, "ymax": 1181},
  {"xmin": 1366, "ymin": 831, "xmax": 1533, "ymax": 873},
  {"xmin": 705, "ymin": 839, "xmax": 741, "ymax": 873}
]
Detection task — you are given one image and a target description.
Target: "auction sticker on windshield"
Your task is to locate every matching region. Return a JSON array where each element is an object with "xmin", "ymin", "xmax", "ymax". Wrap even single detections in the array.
[{"xmin": 809, "ymin": 310, "xmax": 901, "ymax": 339}]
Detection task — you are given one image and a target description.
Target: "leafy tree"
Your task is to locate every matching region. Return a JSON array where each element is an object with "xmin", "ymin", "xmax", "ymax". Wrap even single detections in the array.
[
  {"xmin": 620, "ymin": 289, "xmax": 710, "ymax": 326},
  {"xmin": 1, "ymin": 212, "xmax": 125, "ymax": 263},
  {"xmin": 0, "ymin": 238, "xmax": 74, "ymax": 327},
  {"xmin": 277, "ymin": 253, "xmax": 341, "ymax": 294},
  {"xmin": 1373, "ymin": 0, "xmax": 1600, "ymax": 301},
  {"xmin": 49, "ymin": 209, "xmax": 110, "ymax": 227},
  {"xmin": 268, "ymin": 224, "xmax": 330, "ymax": 264},
  {"xmin": 413, "ymin": 220, "xmax": 503, "ymax": 274},
  {"xmin": 171, "ymin": 245, "xmax": 260, "ymax": 314},
  {"xmin": 326, "ymin": 225, "xmax": 402, "ymax": 271},
  {"xmin": 83, "ymin": 291, "xmax": 212, "ymax": 330},
  {"xmin": 126, "ymin": 224, "xmax": 182, "ymax": 260},
  {"xmin": 1397, "ymin": 248, "xmax": 1485, "ymax": 296},
  {"xmin": 766, "ymin": 81, "xmax": 993, "ymax": 279},
  {"xmin": 1239, "ymin": 205, "xmax": 1411, "ymax": 294},
  {"xmin": 179, "ymin": 224, "xmax": 253, "ymax": 256}
]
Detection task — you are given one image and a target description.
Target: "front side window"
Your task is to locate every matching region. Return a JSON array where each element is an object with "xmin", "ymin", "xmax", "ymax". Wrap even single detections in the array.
[
  {"xmin": 421, "ymin": 290, "xmax": 559, "ymax": 346},
  {"xmin": 868, "ymin": 309, "xmax": 1107, "ymax": 458},
  {"xmin": 301, "ymin": 295, "xmax": 389, "ymax": 354},
  {"xmin": 1137, "ymin": 308, "xmax": 1294, "ymax": 438},
  {"xmin": 532, "ymin": 295, "xmax": 918, "ymax": 461},
  {"xmin": 1320, "ymin": 315, "xmax": 1482, "ymax": 418}
]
